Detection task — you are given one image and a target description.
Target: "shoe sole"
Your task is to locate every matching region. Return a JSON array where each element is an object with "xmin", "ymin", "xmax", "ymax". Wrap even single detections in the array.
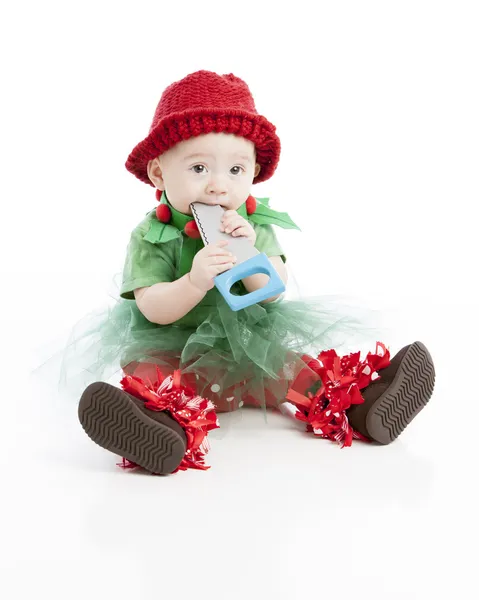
[
  {"xmin": 366, "ymin": 341, "xmax": 436, "ymax": 444},
  {"xmin": 78, "ymin": 382, "xmax": 186, "ymax": 474}
]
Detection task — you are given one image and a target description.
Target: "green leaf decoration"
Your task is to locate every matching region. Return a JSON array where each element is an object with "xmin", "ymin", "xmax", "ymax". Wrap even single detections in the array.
[
  {"xmin": 143, "ymin": 220, "xmax": 181, "ymax": 244},
  {"xmin": 255, "ymin": 197, "xmax": 271, "ymax": 207},
  {"xmin": 250, "ymin": 204, "xmax": 301, "ymax": 230}
]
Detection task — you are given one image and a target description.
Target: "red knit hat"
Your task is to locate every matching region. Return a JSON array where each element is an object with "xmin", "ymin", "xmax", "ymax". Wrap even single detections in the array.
[{"xmin": 125, "ymin": 70, "xmax": 281, "ymax": 186}]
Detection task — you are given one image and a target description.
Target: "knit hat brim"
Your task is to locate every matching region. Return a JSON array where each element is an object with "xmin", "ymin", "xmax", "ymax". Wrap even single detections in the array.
[{"xmin": 125, "ymin": 108, "xmax": 281, "ymax": 186}]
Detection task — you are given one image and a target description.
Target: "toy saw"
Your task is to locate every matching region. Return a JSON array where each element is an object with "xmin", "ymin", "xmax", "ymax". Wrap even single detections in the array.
[{"xmin": 190, "ymin": 202, "xmax": 285, "ymax": 311}]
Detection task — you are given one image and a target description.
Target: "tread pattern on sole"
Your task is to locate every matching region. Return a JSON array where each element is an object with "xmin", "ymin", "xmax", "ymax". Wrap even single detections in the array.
[
  {"xmin": 79, "ymin": 383, "xmax": 185, "ymax": 474},
  {"xmin": 367, "ymin": 342, "xmax": 436, "ymax": 444}
]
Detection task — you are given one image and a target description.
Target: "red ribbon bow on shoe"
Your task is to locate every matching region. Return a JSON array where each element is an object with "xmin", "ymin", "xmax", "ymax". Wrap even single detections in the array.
[
  {"xmin": 119, "ymin": 368, "xmax": 220, "ymax": 472},
  {"xmin": 286, "ymin": 342, "xmax": 391, "ymax": 448}
]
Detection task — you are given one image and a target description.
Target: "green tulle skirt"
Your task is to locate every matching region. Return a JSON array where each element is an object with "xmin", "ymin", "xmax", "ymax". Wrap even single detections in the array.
[{"xmin": 59, "ymin": 287, "xmax": 386, "ymax": 417}]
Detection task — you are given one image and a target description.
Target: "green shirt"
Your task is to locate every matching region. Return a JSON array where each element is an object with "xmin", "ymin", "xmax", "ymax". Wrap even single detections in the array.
[{"xmin": 119, "ymin": 194, "xmax": 299, "ymax": 328}]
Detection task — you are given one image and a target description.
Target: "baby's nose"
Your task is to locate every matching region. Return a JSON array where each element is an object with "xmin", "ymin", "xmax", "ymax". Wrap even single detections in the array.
[
  {"xmin": 207, "ymin": 177, "xmax": 228, "ymax": 195},
  {"xmin": 207, "ymin": 185, "xmax": 227, "ymax": 195}
]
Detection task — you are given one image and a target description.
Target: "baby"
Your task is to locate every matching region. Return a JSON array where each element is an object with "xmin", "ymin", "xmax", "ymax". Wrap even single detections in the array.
[{"xmin": 77, "ymin": 70, "xmax": 435, "ymax": 474}]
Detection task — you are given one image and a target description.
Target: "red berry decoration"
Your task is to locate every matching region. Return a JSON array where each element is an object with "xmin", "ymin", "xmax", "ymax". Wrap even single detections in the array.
[
  {"xmin": 156, "ymin": 204, "xmax": 171, "ymax": 223},
  {"xmin": 184, "ymin": 220, "xmax": 201, "ymax": 239},
  {"xmin": 155, "ymin": 189, "xmax": 162, "ymax": 202},
  {"xmin": 246, "ymin": 195, "xmax": 257, "ymax": 215}
]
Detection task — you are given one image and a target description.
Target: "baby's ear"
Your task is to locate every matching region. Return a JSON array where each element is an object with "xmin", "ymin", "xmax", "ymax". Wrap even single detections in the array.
[
  {"xmin": 254, "ymin": 163, "xmax": 261, "ymax": 178},
  {"xmin": 147, "ymin": 157, "xmax": 165, "ymax": 189}
]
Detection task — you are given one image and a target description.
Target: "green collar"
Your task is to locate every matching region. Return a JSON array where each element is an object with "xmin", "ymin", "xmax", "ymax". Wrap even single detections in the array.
[{"xmin": 143, "ymin": 191, "xmax": 299, "ymax": 245}]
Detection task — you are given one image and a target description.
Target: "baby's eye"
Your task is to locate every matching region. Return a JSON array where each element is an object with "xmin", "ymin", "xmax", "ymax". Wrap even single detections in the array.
[
  {"xmin": 192, "ymin": 165, "xmax": 206, "ymax": 174},
  {"xmin": 230, "ymin": 166, "xmax": 244, "ymax": 175}
]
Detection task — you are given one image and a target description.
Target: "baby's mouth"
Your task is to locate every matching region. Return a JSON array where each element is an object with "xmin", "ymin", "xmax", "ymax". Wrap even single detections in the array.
[{"xmin": 200, "ymin": 199, "xmax": 228, "ymax": 208}]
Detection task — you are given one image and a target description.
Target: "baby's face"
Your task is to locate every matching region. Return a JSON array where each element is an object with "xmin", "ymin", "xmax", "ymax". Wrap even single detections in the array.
[{"xmin": 147, "ymin": 132, "xmax": 261, "ymax": 215}]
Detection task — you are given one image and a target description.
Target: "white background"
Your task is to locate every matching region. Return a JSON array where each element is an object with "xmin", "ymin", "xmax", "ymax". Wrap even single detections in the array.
[{"xmin": 1, "ymin": 1, "xmax": 478, "ymax": 599}]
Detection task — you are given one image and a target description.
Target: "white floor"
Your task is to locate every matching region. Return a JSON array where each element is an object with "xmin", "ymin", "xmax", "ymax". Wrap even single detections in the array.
[{"xmin": 1, "ymin": 291, "xmax": 476, "ymax": 599}]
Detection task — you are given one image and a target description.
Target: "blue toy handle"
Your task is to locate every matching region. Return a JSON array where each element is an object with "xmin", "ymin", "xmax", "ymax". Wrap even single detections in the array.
[{"xmin": 214, "ymin": 253, "xmax": 285, "ymax": 311}]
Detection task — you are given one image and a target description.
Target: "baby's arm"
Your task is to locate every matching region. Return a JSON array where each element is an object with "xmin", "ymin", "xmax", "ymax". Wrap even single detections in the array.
[
  {"xmin": 135, "ymin": 240, "xmax": 235, "ymax": 325},
  {"xmin": 134, "ymin": 275, "xmax": 206, "ymax": 325},
  {"xmin": 242, "ymin": 256, "xmax": 288, "ymax": 303}
]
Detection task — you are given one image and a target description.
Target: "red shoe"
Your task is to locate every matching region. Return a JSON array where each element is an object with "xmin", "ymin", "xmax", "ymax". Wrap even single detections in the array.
[
  {"xmin": 347, "ymin": 341, "xmax": 436, "ymax": 444},
  {"xmin": 79, "ymin": 382, "xmax": 187, "ymax": 474}
]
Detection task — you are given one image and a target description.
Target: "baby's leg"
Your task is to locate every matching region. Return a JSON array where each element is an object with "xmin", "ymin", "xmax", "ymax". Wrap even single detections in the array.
[
  {"xmin": 213, "ymin": 357, "xmax": 323, "ymax": 413},
  {"xmin": 122, "ymin": 352, "xmax": 183, "ymax": 383},
  {"xmin": 123, "ymin": 353, "xmax": 322, "ymax": 415},
  {"xmin": 123, "ymin": 357, "xmax": 241, "ymax": 412}
]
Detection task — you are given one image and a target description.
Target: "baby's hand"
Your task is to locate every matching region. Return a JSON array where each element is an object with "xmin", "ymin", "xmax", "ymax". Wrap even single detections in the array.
[
  {"xmin": 189, "ymin": 240, "xmax": 237, "ymax": 292},
  {"xmin": 220, "ymin": 210, "xmax": 256, "ymax": 245}
]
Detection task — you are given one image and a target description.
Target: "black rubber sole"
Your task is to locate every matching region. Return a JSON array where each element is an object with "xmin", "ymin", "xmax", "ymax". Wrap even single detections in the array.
[
  {"xmin": 78, "ymin": 382, "xmax": 186, "ymax": 474},
  {"xmin": 366, "ymin": 341, "xmax": 436, "ymax": 444}
]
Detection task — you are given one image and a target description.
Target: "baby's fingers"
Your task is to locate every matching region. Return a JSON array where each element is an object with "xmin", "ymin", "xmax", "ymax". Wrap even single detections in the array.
[
  {"xmin": 209, "ymin": 254, "xmax": 237, "ymax": 266},
  {"xmin": 230, "ymin": 225, "xmax": 250, "ymax": 237},
  {"xmin": 206, "ymin": 243, "xmax": 234, "ymax": 258},
  {"xmin": 213, "ymin": 260, "xmax": 235, "ymax": 275}
]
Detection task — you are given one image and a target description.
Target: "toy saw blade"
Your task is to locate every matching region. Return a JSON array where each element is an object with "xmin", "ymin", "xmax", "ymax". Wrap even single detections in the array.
[{"xmin": 190, "ymin": 202, "xmax": 259, "ymax": 264}]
